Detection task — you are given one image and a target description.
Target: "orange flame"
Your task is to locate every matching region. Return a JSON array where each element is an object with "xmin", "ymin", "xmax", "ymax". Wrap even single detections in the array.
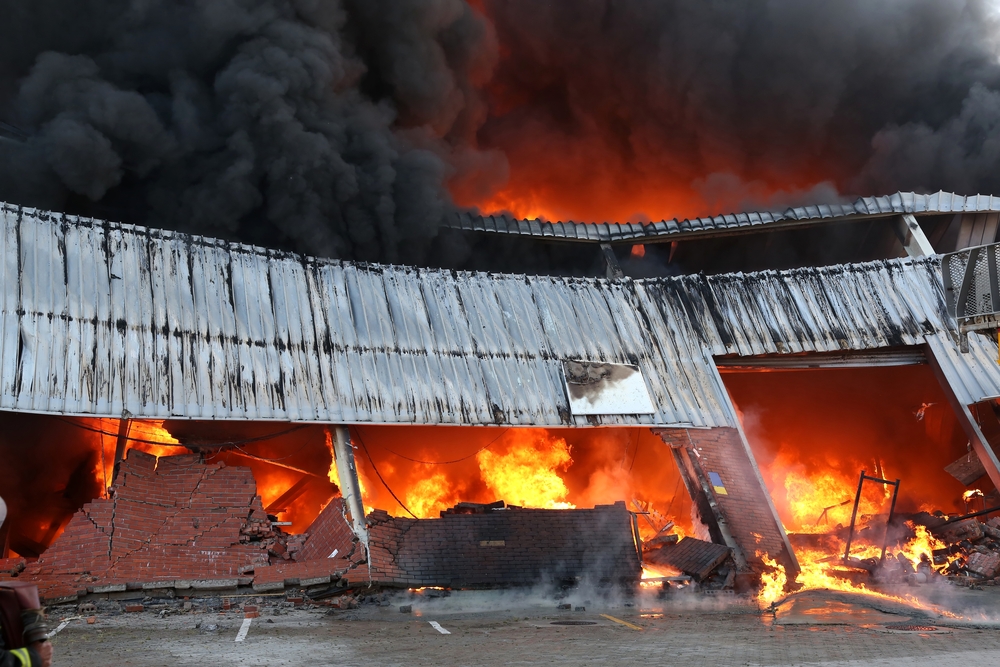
[
  {"xmin": 476, "ymin": 430, "xmax": 575, "ymax": 509},
  {"xmin": 757, "ymin": 522, "xmax": 954, "ymax": 611},
  {"xmin": 782, "ymin": 466, "xmax": 892, "ymax": 534}
]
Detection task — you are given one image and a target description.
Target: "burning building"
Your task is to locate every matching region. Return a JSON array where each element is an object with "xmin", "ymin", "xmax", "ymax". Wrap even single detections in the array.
[{"xmin": 1, "ymin": 191, "xmax": 1000, "ymax": 604}]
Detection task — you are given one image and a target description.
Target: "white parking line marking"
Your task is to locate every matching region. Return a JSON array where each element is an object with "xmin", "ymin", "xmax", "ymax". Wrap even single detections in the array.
[
  {"xmin": 428, "ymin": 621, "xmax": 451, "ymax": 635},
  {"xmin": 235, "ymin": 617, "xmax": 253, "ymax": 642},
  {"xmin": 47, "ymin": 619, "xmax": 74, "ymax": 638}
]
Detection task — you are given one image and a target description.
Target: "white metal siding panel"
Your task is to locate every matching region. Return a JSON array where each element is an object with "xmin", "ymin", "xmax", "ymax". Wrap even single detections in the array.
[{"xmin": 3, "ymin": 203, "xmax": 998, "ymax": 428}]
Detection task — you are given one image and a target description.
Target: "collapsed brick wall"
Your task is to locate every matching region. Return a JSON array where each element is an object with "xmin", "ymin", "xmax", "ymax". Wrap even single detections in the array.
[
  {"xmin": 21, "ymin": 450, "xmax": 280, "ymax": 599},
  {"xmin": 365, "ymin": 502, "xmax": 641, "ymax": 588},
  {"xmin": 655, "ymin": 428, "xmax": 793, "ymax": 572},
  {"xmin": 251, "ymin": 498, "xmax": 362, "ymax": 592},
  {"xmin": 14, "ymin": 454, "xmax": 646, "ymax": 600}
]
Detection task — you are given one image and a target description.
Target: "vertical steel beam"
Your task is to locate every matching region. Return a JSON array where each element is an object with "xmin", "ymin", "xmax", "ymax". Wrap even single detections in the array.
[
  {"xmin": 111, "ymin": 416, "xmax": 132, "ymax": 485},
  {"xmin": 894, "ymin": 214, "xmax": 935, "ymax": 257},
  {"xmin": 926, "ymin": 342, "xmax": 1000, "ymax": 493},
  {"xmin": 332, "ymin": 426, "xmax": 369, "ymax": 547},
  {"xmin": 600, "ymin": 243, "xmax": 624, "ymax": 279}
]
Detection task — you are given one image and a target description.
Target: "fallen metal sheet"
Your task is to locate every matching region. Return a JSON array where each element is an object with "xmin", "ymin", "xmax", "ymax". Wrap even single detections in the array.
[
  {"xmin": 944, "ymin": 452, "xmax": 988, "ymax": 486},
  {"xmin": 645, "ymin": 537, "xmax": 731, "ymax": 581}
]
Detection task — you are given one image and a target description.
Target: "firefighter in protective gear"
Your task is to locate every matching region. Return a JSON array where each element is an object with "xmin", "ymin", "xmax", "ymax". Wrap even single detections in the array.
[{"xmin": 0, "ymin": 497, "xmax": 53, "ymax": 667}]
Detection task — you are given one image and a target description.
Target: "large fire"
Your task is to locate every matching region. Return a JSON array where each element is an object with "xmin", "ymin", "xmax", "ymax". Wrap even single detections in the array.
[
  {"xmin": 0, "ymin": 412, "xmax": 693, "ymax": 559},
  {"xmin": 724, "ymin": 364, "xmax": 993, "ymax": 608},
  {"xmin": 352, "ymin": 426, "xmax": 692, "ymax": 539}
]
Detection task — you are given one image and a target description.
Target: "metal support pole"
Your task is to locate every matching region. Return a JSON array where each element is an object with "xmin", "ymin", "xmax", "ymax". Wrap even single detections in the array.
[
  {"xmin": 843, "ymin": 470, "xmax": 866, "ymax": 562},
  {"xmin": 332, "ymin": 426, "xmax": 369, "ymax": 547},
  {"xmin": 668, "ymin": 446, "xmax": 725, "ymax": 545},
  {"xmin": 879, "ymin": 479, "xmax": 901, "ymax": 566},
  {"xmin": 601, "ymin": 243, "xmax": 624, "ymax": 279},
  {"xmin": 111, "ymin": 416, "xmax": 132, "ymax": 485},
  {"xmin": 893, "ymin": 213, "xmax": 935, "ymax": 257}
]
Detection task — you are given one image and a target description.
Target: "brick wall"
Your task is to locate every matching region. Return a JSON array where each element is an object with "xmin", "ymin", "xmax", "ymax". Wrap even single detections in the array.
[
  {"xmin": 16, "ymin": 454, "xmax": 647, "ymax": 600},
  {"xmin": 364, "ymin": 501, "xmax": 641, "ymax": 588},
  {"xmin": 655, "ymin": 428, "xmax": 794, "ymax": 572},
  {"xmin": 22, "ymin": 450, "xmax": 276, "ymax": 599}
]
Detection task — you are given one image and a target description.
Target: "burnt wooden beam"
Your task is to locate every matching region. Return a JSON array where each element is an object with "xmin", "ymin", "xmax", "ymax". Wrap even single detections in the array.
[{"xmin": 264, "ymin": 475, "xmax": 314, "ymax": 514}]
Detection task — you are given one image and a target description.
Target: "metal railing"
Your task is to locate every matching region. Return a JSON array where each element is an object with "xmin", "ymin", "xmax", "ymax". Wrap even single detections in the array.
[{"xmin": 942, "ymin": 243, "xmax": 1000, "ymax": 351}]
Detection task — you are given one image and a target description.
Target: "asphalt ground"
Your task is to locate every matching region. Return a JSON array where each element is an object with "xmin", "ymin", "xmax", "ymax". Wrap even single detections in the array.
[{"xmin": 45, "ymin": 585, "xmax": 1000, "ymax": 666}]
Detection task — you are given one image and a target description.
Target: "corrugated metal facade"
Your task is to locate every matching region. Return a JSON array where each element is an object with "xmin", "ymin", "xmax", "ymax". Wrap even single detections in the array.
[
  {"xmin": 450, "ymin": 191, "xmax": 1000, "ymax": 244},
  {"xmin": 1, "ymin": 203, "xmax": 998, "ymax": 427},
  {"xmin": 0, "ymin": 204, "xmax": 729, "ymax": 427},
  {"xmin": 655, "ymin": 259, "xmax": 951, "ymax": 357}
]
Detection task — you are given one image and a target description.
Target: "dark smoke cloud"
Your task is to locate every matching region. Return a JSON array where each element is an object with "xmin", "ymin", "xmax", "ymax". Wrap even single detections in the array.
[
  {"xmin": 0, "ymin": 0, "xmax": 505, "ymax": 262},
  {"xmin": 4, "ymin": 1, "xmax": 1000, "ymax": 262},
  {"xmin": 473, "ymin": 0, "xmax": 1000, "ymax": 221}
]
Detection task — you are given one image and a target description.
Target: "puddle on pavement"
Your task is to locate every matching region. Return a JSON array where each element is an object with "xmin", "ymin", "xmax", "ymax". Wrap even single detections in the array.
[{"xmin": 773, "ymin": 593, "xmax": 907, "ymax": 626}]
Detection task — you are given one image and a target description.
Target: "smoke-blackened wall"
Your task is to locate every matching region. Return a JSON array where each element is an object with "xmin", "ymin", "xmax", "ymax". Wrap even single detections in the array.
[{"xmin": 4, "ymin": 1, "xmax": 1000, "ymax": 260}]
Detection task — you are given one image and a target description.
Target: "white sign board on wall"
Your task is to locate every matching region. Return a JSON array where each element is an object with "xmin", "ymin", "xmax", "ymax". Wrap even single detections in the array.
[{"xmin": 562, "ymin": 360, "xmax": 655, "ymax": 416}]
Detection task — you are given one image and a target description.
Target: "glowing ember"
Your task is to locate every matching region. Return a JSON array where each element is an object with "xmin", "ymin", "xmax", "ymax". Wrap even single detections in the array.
[
  {"xmin": 963, "ymin": 489, "xmax": 984, "ymax": 502},
  {"xmin": 631, "ymin": 244, "xmax": 645, "ymax": 258},
  {"xmin": 476, "ymin": 430, "xmax": 575, "ymax": 509},
  {"xmin": 641, "ymin": 563, "xmax": 682, "ymax": 579}
]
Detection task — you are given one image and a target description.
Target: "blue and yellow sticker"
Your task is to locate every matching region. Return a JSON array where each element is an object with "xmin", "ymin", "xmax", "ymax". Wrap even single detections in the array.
[{"xmin": 708, "ymin": 471, "xmax": 727, "ymax": 495}]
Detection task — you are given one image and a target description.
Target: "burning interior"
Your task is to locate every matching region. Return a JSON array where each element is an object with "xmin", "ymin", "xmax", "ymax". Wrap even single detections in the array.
[
  {"xmin": 722, "ymin": 361, "xmax": 1000, "ymax": 603},
  {"xmin": 2, "ymin": 194, "xmax": 1000, "ymax": 610}
]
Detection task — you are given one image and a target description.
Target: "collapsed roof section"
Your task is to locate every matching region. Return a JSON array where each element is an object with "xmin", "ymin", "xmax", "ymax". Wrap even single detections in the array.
[
  {"xmin": 449, "ymin": 191, "xmax": 1000, "ymax": 245},
  {"xmin": 0, "ymin": 202, "xmax": 997, "ymax": 427}
]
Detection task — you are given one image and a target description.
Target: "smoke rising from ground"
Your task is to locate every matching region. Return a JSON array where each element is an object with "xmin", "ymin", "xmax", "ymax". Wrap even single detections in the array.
[{"xmin": 4, "ymin": 1, "xmax": 1000, "ymax": 260}]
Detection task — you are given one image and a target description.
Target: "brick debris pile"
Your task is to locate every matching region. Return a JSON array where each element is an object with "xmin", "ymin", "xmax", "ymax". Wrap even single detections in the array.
[
  {"xmin": 927, "ymin": 516, "xmax": 1000, "ymax": 584},
  {"xmin": 4, "ymin": 452, "xmax": 643, "ymax": 603}
]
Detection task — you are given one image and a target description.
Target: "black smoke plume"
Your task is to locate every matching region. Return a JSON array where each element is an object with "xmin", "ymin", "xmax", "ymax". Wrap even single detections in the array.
[
  {"xmin": 0, "ymin": 0, "xmax": 505, "ymax": 263},
  {"xmin": 4, "ymin": 1, "xmax": 1000, "ymax": 263}
]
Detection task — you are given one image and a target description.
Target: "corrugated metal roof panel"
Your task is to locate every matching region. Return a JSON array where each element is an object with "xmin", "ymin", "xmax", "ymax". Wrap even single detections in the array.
[
  {"xmin": 926, "ymin": 332, "xmax": 1000, "ymax": 405},
  {"xmin": 0, "ymin": 203, "xmax": 735, "ymax": 427},
  {"xmin": 3, "ymin": 202, "xmax": 998, "ymax": 427},
  {"xmin": 447, "ymin": 191, "xmax": 998, "ymax": 244},
  {"xmin": 648, "ymin": 258, "xmax": 950, "ymax": 357}
]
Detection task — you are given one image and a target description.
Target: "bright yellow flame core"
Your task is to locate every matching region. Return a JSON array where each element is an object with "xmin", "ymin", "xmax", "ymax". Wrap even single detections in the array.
[
  {"xmin": 476, "ymin": 430, "xmax": 575, "ymax": 509},
  {"xmin": 404, "ymin": 473, "xmax": 454, "ymax": 518},
  {"xmin": 783, "ymin": 468, "xmax": 892, "ymax": 534},
  {"xmin": 757, "ymin": 523, "xmax": 954, "ymax": 609}
]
